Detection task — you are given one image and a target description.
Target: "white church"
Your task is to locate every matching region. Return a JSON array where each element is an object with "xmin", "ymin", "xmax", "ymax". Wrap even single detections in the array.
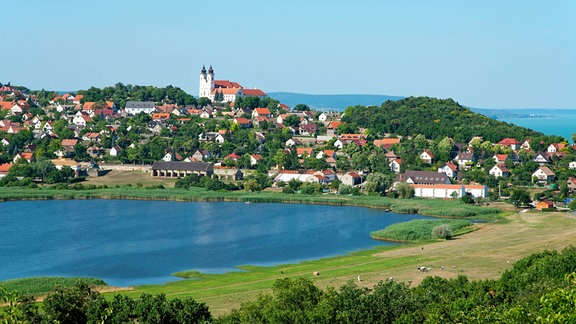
[{"xmin": 199, "ymin": 65, "xmax": 267, "ymax": 103}]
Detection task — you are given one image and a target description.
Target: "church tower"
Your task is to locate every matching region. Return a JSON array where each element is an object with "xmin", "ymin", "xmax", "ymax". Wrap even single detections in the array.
[{"xmin": 199, "ymin": 65, "xmax": 215, "ymax": 99}]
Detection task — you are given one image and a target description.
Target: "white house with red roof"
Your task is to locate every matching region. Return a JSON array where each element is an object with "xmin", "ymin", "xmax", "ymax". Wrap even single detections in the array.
[
  {"xmin": 547, "ymin": 143, "xmax": 567, "ymax": 153},
  {"xmin": 252, "ymin": 107, "xmax": 271, "ymax": 118},
  {"xmin": 498, "ymin": 138, "xmax": 521, "ymax": 150},
  {"xmin": 438, "ymin": 161, "xmax": 458, "ymax": 179},
  {"xmin": 420, "ymin": 150, "xmax": 434, "ymax": 164}
]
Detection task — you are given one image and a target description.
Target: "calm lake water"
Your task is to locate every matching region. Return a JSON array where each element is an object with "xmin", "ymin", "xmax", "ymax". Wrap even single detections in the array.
[{"xmin": 0, "ymin": 200, "xmax": 427, "ymax": 286}]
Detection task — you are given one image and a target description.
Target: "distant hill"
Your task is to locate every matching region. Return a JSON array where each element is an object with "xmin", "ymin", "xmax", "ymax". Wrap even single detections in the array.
[{"xmin": 267, "ymin": 92, "xmax": 404, "ymax": 111}]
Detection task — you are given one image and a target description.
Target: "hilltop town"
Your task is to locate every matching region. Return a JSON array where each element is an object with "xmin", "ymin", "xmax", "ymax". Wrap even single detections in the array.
[{"xmin": 1, "ymin": 67, "xmax": 576, "ymax": 209}]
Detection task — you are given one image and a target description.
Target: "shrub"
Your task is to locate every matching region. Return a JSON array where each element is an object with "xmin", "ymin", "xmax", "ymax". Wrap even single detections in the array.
[{"xmin": 432, "ymin": 224, "xmax": 452, "ymax": 239}]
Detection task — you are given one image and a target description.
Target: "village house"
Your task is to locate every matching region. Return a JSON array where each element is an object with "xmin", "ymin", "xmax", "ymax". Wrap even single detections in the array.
[
  {"xmin": 566, "ymin": 177, "xmax": 576, "ymax": 193},
  {"xmin": 569, "ymin": 161, "xmax": 576, "ymax": 170},
  {"xmin": 489, "ymin": 164, "xmax": 510, "ymax": 178},
  {"xmin": 339, "ymin": 171, "xmax": 363, "ymax": 186},
  {"xmin": 420, "ymin": 150, "xmax": 434, "ymax": 164},
  {"xmin": 498, "ymin": 138, "xmax": 521, "ymax": 151},
  {"xmin": 233, "ymin": 117, "xmax": 251, "ymax": 128},
  {"xmin": 285, "ymin": 137, "xmax": 302, "ymax": 147},
  {"xmin": 299, "ymin": 123, "xmax": 317, "ymax": 136},
  {"xmin": 250, "ymin": 154, "xmax": 262, "ymax": 166},
  {"xmin": 493, "ymin": 154, "xmax": 509, "ymax": 165},
  {"xmin": 437, "ymin": 161, "xmax": 458, "ymax": 179},
  {"xmin": 326, "ymin": 121, "xmax": 342, "ymax": 136},
  {"xmin": 213, "ymin": 167, "xmax": 243, "ymax": 181},
  {"xmin": 296, "ymin": 147, "xmax": 313, "ymax": 158},
  {"xmin": 87, "ymin": 146, "xmax": 105, "ymax": 158},
  {"xmin": 455, "ymin": 152, "xmax": 476, "ymax": 169},
  {"xmin": 252, "ymin": 107, "xmax": 271, "ymax": 118},
  {"xmin": 316, "ymin": 150, "xmax": 336, "ymax": 160},
  {"xmin": 109, "ymin": 146, "xmax": 122, "ymax": 157},
  {"xmin": 535, "ymin": 200, "xmax": 555, "ymax": 210},
  {"xmin": 13, "ymin": 152, "xmax": 34, "ymax": 163},
  {"xmin": 520, "ymin": 139, "xmax": 531, "ymax": 151},
  {"xmin": 533, "ymin": 152, "xmax": 553, "ymax": 164},
  {"xmin": 547, "ymin": 143, "xmax": 567, "ymax": 153},
  {"xmin": 0, "ymin": 163, "xmax": 12, "ymax": 178},
  {"xmin": 125, "ymin": 101, "xmax": 156, "ymax": 115},
  {"xmin": 162, "ymin": 151, "xmax": 182, "ymax": 162},
  {"xmin": 389, "ymin": 158, "xmax": 402, "ymax": 174},
  {"xmin": 373, "ymin": 138, "xmax": 400, "ymax": 149},
  {"xmin": 532, "ymin": 165, "xmax": 555, "ymax": 183}
]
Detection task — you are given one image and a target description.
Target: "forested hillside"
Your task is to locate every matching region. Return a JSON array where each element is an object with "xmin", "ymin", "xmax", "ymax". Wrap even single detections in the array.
[{"xmin": 341, "ymin": 96, "xmax": 565, "ymax": 143}]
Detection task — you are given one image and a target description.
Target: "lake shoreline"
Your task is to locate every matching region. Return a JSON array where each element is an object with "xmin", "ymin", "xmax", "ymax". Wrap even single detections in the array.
[{"xmin": 0, "ymin": 187, "xmax": 504, "ymax": 219}]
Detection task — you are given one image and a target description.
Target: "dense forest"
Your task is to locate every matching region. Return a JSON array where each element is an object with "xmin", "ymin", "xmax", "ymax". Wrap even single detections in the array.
[
  {"xmin": 341, "ymin": 96, "xmax": 566, "ymax": 143},
  {"xmin": 3, "ymin": 246, "xmax": 576, "ymax": 323}
]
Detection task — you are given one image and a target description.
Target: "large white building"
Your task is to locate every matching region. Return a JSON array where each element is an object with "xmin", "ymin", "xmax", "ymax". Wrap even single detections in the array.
[
  {"xmin": 411, "ymin": 184, "xmax": 487, "ymax": 199},
  {"xmin": 125, "ymin": 101, "xmax": 156, "ymax": 115},
  {"xmin": 199, "ymin": 65, "xmax": 266, "ymax": 103}
]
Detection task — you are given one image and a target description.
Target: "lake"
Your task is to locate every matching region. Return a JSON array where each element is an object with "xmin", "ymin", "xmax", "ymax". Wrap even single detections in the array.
[{"xmin": 0, "ymin": 200, "xmax": 427, "ymax": 286}]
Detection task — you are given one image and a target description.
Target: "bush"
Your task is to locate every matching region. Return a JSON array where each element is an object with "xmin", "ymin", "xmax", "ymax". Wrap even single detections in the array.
[
  {"xmin": 282, "ymin": 186, "xmax": 296, "ymax": 194},
  {"xmin": 432, "ymin": 224, "xmax": 452, "ymax": 239}
]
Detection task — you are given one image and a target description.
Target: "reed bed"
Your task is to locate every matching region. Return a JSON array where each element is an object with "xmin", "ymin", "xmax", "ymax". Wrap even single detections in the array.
[
  {"xmin": 0, "ymin": 277, "xmax": 106, "ymax": 296},
  {"xmin": 371, "ymin": 219, "xmax": 473, "ymax": 242}
]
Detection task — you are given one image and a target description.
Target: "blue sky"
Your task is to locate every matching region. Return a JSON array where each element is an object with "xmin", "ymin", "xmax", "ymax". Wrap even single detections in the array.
[{"xmin": 2, "ymin": 0, "xmax": 574, "ymax": 108}]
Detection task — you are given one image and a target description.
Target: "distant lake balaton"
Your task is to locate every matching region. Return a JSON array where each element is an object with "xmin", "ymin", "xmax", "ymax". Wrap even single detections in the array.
[{"xmin": 0, "ymin": 200, "xmax": 428, "ymax": 286}]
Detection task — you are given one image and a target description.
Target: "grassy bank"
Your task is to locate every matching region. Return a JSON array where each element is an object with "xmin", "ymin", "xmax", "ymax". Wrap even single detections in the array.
[{"xmin": 0, "ymin": 187, "xmax": 503, "ymax": 219}]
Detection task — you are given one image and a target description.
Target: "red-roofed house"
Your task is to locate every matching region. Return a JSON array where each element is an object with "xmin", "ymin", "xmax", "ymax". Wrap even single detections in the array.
[
  {"xmin": 252, "ymin": 107, "xmax": 271, "ymax": 118},
  {"xmin": 438, "ymin": 161, "xmax": 458, "ymax": 179},
  {"xmin": 420, "ymin": 150, "xmax": 435, "ymax": 164},
  {"xmin": 547, "ymin": 143, "xmax": 567, "ymax": 153},
  {"xmin": 373, "ymin": 138, "xmax": 400, "ymax": 149},
  {"xmin": 326, "ymin": 121, "xmax": 342, "ymax": 136},
  {"xmin": 225, "ymin": 153, "xmax": 241, "ymax": 161},
  {"xmin": 13, "ymin": 152, "xmax": 34, "ymax": 163},
  {"xmin": 0, "ymin": 163, "xmax": 12, "ymax": 178},
  {"xmin": 233, "ymin": 117, "xmax": 251, "ymax": 128},
  {"xmin": 296, "ymin": 147, "xmax": 313, "ymax": 157},
  {"xmin": 339, "ymin": 171, "xmax": 363, "ymax": 186},
  {"xmin": 250, "ymin": 154, "xmax": 262, "ymax": 166},
  {"xmin": 493, "ymin": 154, "xmax": 510, "ymax": 164},
  {"xmin": 498, "ymin": 138, "xmax": 521, "ymax": 150},
  {"xmin": 535, "ymin": 200, "xmax": 555, "ymax": 210}
]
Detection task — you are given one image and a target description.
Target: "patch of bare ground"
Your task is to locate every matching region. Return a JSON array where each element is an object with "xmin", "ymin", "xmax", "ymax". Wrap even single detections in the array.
[{"xmin": 83, "ymin": 170, "xmax": 177, "ymax": 188}]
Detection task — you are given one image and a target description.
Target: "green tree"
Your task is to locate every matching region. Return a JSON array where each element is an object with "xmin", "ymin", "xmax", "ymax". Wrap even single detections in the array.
[
  {"xmin": 294, "ymin": 104, "xmax": 310, "ymax": 111},
  {"xmin": 509, "ymin": 188, "xmax": 531, "ymax": 208},
  {"xmin": 396, "ymin": 182, "xmax": 415, "ymax": 199}
]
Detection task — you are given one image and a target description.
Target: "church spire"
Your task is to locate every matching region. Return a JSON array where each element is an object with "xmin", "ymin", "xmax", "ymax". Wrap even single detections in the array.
[
  {"xmin": 208, "ymin": 65, "xmax": 214, "ymax": 75},
  {"xmin": 201, "ymin": 65, "xmax": 206, "ymax": 74}
]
